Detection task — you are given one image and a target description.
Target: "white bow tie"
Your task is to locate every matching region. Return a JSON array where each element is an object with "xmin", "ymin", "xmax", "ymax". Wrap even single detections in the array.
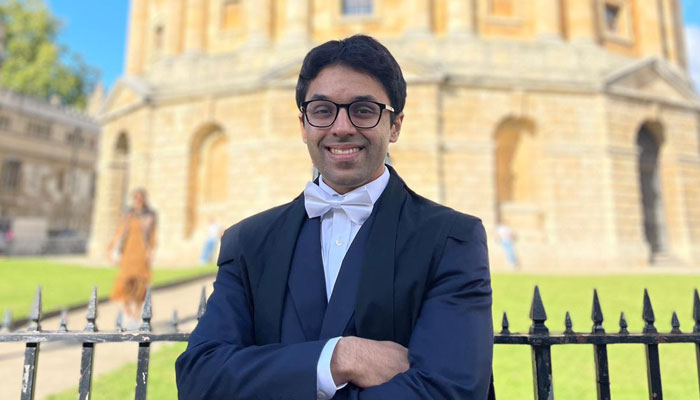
[{"xmin": 303, "ymin": 182, "xmax": 374, "ymax": 225}]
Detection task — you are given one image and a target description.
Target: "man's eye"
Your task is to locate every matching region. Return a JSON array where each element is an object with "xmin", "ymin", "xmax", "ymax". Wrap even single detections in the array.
[
  {"xmin": 352, "ymin": 107, "xmax": 378, "ymax": 117},
  {"xmin": 312, "ymin": 107, "xmax": 333, "ymax": 115}
]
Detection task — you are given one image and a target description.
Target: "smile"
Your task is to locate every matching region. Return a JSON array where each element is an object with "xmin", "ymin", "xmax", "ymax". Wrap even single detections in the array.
[{"xmin": 329, "ymin": 147, "xmax": 360, "ymax": 155}]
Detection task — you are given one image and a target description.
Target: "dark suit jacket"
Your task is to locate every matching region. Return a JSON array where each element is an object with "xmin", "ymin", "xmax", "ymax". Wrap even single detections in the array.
[{"xmin": 176, "ymin": 167, "xmax": 493, "ymax": 399}]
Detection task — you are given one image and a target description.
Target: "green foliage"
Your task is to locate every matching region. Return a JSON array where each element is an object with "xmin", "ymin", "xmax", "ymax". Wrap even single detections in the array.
[
  {"xmin": 0, "ymin": 258, "xmax": 216, "ymax": 320},
  {"xmin": 0, "ymin": 0, "xmax": 99, "ymax": 108}
]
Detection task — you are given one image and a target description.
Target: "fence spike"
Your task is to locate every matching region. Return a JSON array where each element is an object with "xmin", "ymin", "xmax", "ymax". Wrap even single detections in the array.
[
  {"xmin": 591, "ymin": 289, "xmax": 605, "ymax": 333},
  {"xmin": 171, "ymin": 310, "xmax": 179, "ymax": 333},
  {"xmin": 1, "ymin": 309, "xmax": 11, "ymax": 332},
  {"xmin": 500, "ymin": 312, "xmax": 510, "ymax": 335},
  {"xmin": 115, "ymin": 310, "xmax": 124, "ymax": 332},
  {"xmin": 59, "ymin": 309, "xmax": 68, "ymax": 332},
  {"xmin": 28, "ymin": 286, "xmax": 42, "ymax": 331},
  {"xmin": 619, "ymin": 312, "xmax": 629, "ymax": 334},
  {"xmin": 563, "ymin": 311, "xmax": 573, "ymax": 334},
  {"xmin": 529, "ymin": 285, "xmax": 549, "ymax": 334},
  {"xmin": 693, "ymin": 288, "xmax": 700, "ymax": 333},
  {"xmin": 197, "ymin": 286, "xmax": 207, "ymax": 320},
  {"xmin": 670, "ymin": 311, "xmax": 681, "ymax": 334},
  {"xmin": 140, "ymin": 286, "xmax": 153, "ymax": 332},
  {"xmin": 84, "ymin": 286, "xmax": 98, "ymax": 332},
  {"xmin": 643, "ymin": 289, "xmax": 657, "ymax": 334}
]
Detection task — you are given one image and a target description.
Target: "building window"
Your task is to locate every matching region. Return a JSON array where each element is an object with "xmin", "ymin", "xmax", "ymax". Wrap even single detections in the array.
[
  {"xmin": 604, "ymin": 3, "xmax": 621, "ymax": 33},
  {"xmin": 1, "ymin": 159, "xmax": 22, "ymax": 192},
  {"xmin": 154, "ymin": 24, "xmax": 164, "ymax": 54},
  {"xmin": 0, "ymin": 116, "xmax": 10, "ymax": 130},
  {"xmin": 342, "ymin": 0, "xmax": 373, "ymax": 16},
  {"xmin": 222, "ymin": 0, "xmax": 242, "ymax": 30},
  {"xmin": 26, "ymin": 121, "xmax": 52, "ymax": 140}
]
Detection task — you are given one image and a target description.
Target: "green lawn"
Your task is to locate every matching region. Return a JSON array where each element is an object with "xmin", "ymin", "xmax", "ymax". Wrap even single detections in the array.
[
  {"xmin": 22, "ymin": 272, "xmax": 700, "ymax": 399},
  {"xmin": 0, "ymin": 258, "xmax": 216, "ymax": 321}
]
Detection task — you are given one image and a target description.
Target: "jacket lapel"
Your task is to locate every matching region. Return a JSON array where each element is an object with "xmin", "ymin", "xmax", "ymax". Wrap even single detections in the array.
[
  {"xmin": 254, "ymin": 195, "xmax": 307, "ymax": 344},
  {"xmin": 318, "ymin": 211, "xmax": 375, "ymax": 339},
  {"xmin": 353, "ymin": 167, "xmax": 406, "ymax": 341},
  {"xmin": 287, "ymin": 217, "xmax": 327, "ymax": 340}
]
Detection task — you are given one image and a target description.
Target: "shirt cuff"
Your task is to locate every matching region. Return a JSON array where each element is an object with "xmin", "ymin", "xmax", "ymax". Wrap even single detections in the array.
[{"xmin": 316, "ymin": 336, "xmax": 347, "ymax": 399}]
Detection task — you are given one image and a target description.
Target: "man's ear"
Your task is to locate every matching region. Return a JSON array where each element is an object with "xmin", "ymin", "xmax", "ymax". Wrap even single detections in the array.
[
  {"xmin": 390, "ymin": 112, "xmax": 404, "ymax": 143},
  {"xmin": 299, "ymin": 112, "xmax": 307, "ymax": 144}
]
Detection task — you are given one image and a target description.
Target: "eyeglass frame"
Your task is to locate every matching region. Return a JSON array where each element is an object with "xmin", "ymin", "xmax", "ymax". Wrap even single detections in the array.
[{"xmin": 300, "ymin": 99, "xmax": 395, "ymax": 129}]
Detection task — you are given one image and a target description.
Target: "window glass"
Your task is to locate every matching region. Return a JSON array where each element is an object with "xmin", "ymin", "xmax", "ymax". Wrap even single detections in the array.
[
  {"xmin": 605, "ymin": 3, "xmax": 621, "ymax": 33},
  {"xmin": 1, "ymin": 160, "xmax": 22, "ymax": 191},
  {"xmin": 342, "ymin": 0, "xmax": 373, "ymax": 16}
]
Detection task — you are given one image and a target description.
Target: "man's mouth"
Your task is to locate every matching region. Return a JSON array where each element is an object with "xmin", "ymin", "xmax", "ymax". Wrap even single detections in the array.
[{"xmin": 328, "ymin": 147, "xmax": 360, "ymax": 155}]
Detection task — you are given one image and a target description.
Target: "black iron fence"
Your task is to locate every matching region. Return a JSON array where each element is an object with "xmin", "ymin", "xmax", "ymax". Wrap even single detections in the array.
[
  {"xmin": 495, "ymin": 286, "xmax": 700, "ymax": 400},
  {"xmin": 1, "ymin": 285, "xmax": 699, "ymax": 400},
  {"xmin": 0, "ymin": 286, "xmax": 207, "ymax": 400}
]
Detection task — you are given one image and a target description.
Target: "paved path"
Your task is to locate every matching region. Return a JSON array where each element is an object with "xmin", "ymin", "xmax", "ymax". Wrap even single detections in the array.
[{"xmin": 0, "ymin": 275, "xmax": 215, "ymax": 399}]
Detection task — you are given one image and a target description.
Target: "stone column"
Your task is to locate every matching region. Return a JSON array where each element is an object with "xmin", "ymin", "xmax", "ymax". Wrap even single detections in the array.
[
  {"xmin": 247, "ymin": 0, "xmax": 270, "ymax": 46},
  {"xmin": 184, "ymin": 0, "xmax": 206, "ymax": 53},
  {"xmin": 164, "ymin": 0, "xmax": 185, "ymax": 56},
  {"xmin": 405, "ymin": 0, "xmax": 431, "ymax": 36},
  {"xmin": 535, "ymin": 0, "xmax": 562, "ymax": 40},
  {"xmin": 567, "ymin": 0, "xmax": 595, "ymax": 43},
  {"xmin": 447, "ymin": 0, "xmax": 475, "ymax": 37},
  {"xmin": 126, "ymin": 0, "xmax": 148, "ymax": 75},
  {"xmin": 281, "ymin": 0, "xmax": 309, "ymax": 44}
]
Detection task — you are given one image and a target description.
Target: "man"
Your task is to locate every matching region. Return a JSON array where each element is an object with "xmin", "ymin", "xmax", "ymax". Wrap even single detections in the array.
[{"xmin": 176, "ymin": 35, "xmax": 493, "ymax": 399}]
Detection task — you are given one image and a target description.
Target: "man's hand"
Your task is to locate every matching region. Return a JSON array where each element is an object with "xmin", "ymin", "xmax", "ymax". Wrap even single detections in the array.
[{"xmin": 330, "ymin": 336, "xmax": 409, "ymax": 388}]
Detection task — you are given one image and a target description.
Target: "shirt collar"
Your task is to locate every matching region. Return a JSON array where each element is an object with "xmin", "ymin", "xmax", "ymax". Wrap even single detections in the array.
[{"xmin": 318, "ymin": 166, "xmax": 389, "ymax": 205}]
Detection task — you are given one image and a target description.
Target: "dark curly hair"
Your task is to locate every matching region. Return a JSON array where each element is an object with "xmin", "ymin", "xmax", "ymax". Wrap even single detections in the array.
[{"xmin": 295, "ymin": 35, "xmax": 407, "ymax": 125}]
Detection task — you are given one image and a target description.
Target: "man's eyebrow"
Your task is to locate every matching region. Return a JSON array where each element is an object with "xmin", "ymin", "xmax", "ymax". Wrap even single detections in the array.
[{"xmin": 307, "ymin": 94, "xmax": 380, "ymax": 102}]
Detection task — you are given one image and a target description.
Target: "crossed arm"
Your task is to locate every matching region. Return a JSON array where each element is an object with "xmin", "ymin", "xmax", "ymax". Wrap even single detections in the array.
[{"xmin": 175, "ymin": 224, "xmax": 493, "ymax": 399}]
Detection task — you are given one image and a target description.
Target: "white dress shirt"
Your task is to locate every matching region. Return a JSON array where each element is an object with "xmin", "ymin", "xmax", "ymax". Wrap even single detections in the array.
[{"xmin": 312, "ymin": 167, "xmax": 390, "ymax": 400}]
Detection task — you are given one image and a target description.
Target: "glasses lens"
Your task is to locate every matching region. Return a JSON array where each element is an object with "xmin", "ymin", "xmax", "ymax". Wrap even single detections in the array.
[
  {"xmin": 349, "ymin": 101, "xmax": 381, "ymax": 128},
  {"xmin": 306, "ymin": 101, "xmax": 337, "ymax": 127}
]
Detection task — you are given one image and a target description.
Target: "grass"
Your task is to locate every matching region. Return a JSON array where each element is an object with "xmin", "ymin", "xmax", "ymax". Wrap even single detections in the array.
[
  {"xmin": 17, "ymin": 271, "xmax": 700, "ymax": 399},
  {"xmin": 45, "ymin": 342, "xmax": 187, "ymax": 400},
  {"xmin": 0, "ymin": 258, "xmax": 216, "ymax": 321}
]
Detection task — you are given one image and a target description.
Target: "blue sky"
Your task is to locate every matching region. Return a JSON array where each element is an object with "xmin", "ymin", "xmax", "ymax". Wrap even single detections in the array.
[{"xmin": 46, "ymin": 1, "xmax": 700, "ymax": 91}]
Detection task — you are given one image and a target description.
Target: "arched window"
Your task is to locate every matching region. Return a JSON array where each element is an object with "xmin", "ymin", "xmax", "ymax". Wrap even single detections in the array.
[
  {"xmin": 636, "ymin": 121, "xmax": 667, "ymax": 259},
  {"xmin": 494, "ymin": 118, "xmax": 536, "ymax": 206},
  {"xmin": 186, "ymin": 126, "xmax": 230, "ymax": 237}
]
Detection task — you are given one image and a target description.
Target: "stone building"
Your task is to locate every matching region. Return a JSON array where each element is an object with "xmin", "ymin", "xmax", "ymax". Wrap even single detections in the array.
[
  {"xmin": 0, "ymin": 89, "xmax": 100, "ymax": 254},
  {"xmin": 90, "ymin": 0, "xmax": 700, "ymax": 270}
]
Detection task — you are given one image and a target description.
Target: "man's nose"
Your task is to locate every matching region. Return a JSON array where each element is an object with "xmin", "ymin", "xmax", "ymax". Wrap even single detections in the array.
[{"xmin": 331, "ymin": 107, "xmax": 354, "ymax": 135}]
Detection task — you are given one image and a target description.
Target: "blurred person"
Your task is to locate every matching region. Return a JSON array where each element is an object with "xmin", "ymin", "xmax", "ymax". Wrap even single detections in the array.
[
  {"xmin": 199, "ymin": 218, "xmax": 221, "ymax": 265},
  {"xmin": 176, "ymin": 35, "xmax": 494, "ymax": 399},
  {"xmin": 107, "ymin": 188, "xmax": 157, "ymax": 327},
  {"xmin": 496, "ymin": 222, "xmax": 518, "ymax": 270}
]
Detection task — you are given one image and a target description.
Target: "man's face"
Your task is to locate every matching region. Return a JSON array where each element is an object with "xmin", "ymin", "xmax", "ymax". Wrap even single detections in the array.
[{"xmin": 300, "ymin": 65, "xmax": 403, "ymax": 194}]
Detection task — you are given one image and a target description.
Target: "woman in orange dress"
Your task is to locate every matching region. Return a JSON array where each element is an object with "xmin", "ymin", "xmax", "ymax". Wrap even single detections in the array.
[{"xmin": 107, "ymin": 189, "xmax": 157, "ymax": 324}]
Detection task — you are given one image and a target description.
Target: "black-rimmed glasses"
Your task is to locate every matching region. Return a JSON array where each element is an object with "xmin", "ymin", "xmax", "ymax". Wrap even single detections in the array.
[{"xmin": 300, "ymin": 100, "xmax": 395, "ymax": 129}]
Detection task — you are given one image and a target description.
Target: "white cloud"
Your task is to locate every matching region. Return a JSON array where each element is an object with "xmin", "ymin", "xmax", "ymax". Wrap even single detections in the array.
[{"xmin": 685, "ymin": 25, "xmax": 700, "ymax": 91}]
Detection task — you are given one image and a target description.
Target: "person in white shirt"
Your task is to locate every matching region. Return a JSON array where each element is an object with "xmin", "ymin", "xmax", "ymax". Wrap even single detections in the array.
[{"xmin": 177, "ymin": 35, "xmax": 494, "ymax": 400}]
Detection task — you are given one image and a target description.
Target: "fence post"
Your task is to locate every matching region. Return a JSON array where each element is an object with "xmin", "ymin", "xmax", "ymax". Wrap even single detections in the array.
[
  {"xmin": 591, "ymin": 290, "xmax": 611, "ymax": 400},
  {"xmin": 529, "ymin": 286, "xmax": 552, "ymax": 400},
  {"xmin": 78, "ymin": 287, "xmax": 98, "ymax": 400},
  {"xmin": 21, "ymin": 286, "xmax": 42, "ymax": 400},
  {"xmin": 643, "ymin": 289, "xmax": 662, "ymax": 400},
  {"xmin": 134, "ymin": 287, "xmax": 153, "ymax": 400}
]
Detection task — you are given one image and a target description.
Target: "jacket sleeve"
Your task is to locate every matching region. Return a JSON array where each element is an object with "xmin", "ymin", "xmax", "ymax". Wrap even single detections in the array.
[
  {"xmin": 348, "ymin": 220, "xmax": 494, "ymax": 399},
  {"xmin": 175, "ymin": 255, "xmax": 327, "ymax": 399}
]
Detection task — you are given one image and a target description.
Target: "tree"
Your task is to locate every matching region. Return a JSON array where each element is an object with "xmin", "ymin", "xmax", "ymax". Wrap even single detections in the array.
[{"xmin": 0, "ymin": 0, "xmax": 99, "ymax": 109}]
